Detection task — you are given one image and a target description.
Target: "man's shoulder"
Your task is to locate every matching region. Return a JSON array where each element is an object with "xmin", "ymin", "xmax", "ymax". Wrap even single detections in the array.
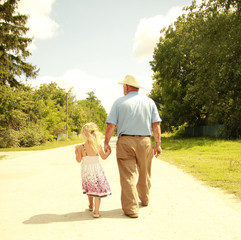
[
  {"xmin": 113, "ymin": 95, "xmax": 127, "ymax": 105},
  {"xmin": 113, "ymin": 93, "xmax": 155, "ymax": 106},
  {"xmin": 138, "ymin": 94, "xmax": 155, "ymax": 104}
]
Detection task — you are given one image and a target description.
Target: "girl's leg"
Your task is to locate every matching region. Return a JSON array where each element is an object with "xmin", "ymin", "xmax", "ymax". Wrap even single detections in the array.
[
  {"xmin": 94, "ymin": 197, "xmax": 101, "ymax": 214},
  {"xmin": 88, "ymin": 196, "xmax": 94, "ymax": 210}
]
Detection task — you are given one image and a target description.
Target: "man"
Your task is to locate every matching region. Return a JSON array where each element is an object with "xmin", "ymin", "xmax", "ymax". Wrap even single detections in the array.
[{"xmin": 104, "ymin": 74, "xmax": 162, "ymax": 218}]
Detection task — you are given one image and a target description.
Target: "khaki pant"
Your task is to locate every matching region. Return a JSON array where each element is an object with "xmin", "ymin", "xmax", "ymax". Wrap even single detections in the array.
[{"xmin": 116, "ymin": 136, "xmax": 154, "ymax": 215}]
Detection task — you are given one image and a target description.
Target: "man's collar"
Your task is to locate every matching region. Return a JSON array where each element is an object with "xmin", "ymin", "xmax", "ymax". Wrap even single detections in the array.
[{"xmin": 127, "ymin": 91, "xmax": 139, "ymax": 95}]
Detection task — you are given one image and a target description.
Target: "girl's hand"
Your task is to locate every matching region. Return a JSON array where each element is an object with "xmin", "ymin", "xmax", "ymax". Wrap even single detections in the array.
[
  {"xmin": 104, "ymin": 142, "xmax": 111, "ymax": 153},
  {"xmin": 99, "ymin": 144, "xmax": 111, "ymax": 160},
  {"xmin": 105, "ymin": 147, "xmax": 111, "ymax": 155}
]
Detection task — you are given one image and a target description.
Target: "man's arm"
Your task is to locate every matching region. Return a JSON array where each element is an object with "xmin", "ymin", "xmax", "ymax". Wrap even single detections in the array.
[
  {"xmin": 104, "ymin": 123, "xmax": 116, "ymax": 153},
  {"xmin": 152, "ymin": 122, "xmax": 162, "ymax": 158}
]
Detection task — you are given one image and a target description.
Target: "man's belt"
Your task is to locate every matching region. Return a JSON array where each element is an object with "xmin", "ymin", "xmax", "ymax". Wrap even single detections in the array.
[{"xmin": 120, "ymin": 134, "xmax": 151, "ymax": 137}]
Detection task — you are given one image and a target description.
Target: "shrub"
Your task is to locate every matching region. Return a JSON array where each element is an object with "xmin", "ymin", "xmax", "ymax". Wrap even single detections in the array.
[
  {"xmin": 19, "ymin": 124, "xmax": 47, "ymax": 147},
  {"xmin": 0, "ymin": 129, "xmax": 20, "ymax": 148},
  {"xmin": 172, "ymin": 124, "xmax": 187, "ymax": 137},
  {"xmin": 69, "ymin": 132, "xmax": 80, "ymax": 140}
]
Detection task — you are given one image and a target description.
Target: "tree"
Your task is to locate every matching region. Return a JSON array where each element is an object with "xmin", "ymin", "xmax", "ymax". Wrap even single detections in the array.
[
  {"xmin": 82, "ymin": 91, "xmax": 107, "ymax": 132},
  {"xmin": 0, "ymin": 84, "xmax": 33, "ymax": 130},
  {"xmin": 0, "ymin": 81, "xmax": 108, "ymax": 147},
  {"xmin": 34, "ymin": 83, "xmax": 68, "ymax": 138},
  {"xmin": 0, "ymin": 0, "xmax": 38, "ymax": 86},
  {"xmin": 0, "ymin": 85, "xmax": 47, "ymax": 147},
  {"xmin": 150, "ymin": 0, "xmax": 241, "ymax": 138},
  {"xmin": 69, "ymin": 100, "xmax": 87, "ymax": 134}
]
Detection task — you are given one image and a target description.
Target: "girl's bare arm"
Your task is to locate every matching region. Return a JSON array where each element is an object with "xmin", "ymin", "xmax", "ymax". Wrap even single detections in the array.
[
  {"xmin": 98, "ymin": 144, "xmax": 111, "ymax": 160},
  {"xmin": 75, "ymin": 145, "xmax": 82, "ymax": 162}
]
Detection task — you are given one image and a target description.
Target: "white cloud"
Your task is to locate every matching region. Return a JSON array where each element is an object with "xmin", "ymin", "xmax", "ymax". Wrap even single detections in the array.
[
  {"xmin": 17, "ymin": 0, "xmax": 59, "ymax": 50},
  {"xmin": 133, "ymin": 6, "xmax": 184, "ymax": 62}
]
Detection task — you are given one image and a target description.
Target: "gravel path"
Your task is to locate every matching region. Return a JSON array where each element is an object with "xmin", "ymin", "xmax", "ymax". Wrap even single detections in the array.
[{"xmin": 0, "ymin": 138, "xmax": 241, "ymax": 240}]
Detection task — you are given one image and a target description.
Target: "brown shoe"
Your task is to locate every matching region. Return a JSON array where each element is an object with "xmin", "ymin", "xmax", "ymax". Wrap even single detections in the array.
[
  {"xmin": 141, "ymin": 202, "xmax": 148, "ymax": 207},
  {"xmin": 124, "ymin": 212, "xmax": 138, "ymax": 218}
]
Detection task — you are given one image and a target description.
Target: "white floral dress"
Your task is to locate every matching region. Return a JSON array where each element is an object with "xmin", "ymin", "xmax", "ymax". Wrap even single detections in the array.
[{"xmin": 81, "ymin": 145, "xmax": 111, "ymax": 198}]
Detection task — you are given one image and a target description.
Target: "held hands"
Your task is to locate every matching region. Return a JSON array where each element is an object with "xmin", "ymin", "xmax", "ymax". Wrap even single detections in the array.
[
  {"xmin": 104, "ymin": 142, "xmax": 111, "ymax": 154},
  {"xmin": 105, "ymin": 146, "xmax": 111, "ymax": 155}
]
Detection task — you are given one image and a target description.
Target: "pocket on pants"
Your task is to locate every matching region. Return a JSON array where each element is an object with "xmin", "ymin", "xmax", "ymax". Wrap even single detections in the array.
[{"xmin": 117, "ymin": 137, "xmax": 135, "ymax": 159}]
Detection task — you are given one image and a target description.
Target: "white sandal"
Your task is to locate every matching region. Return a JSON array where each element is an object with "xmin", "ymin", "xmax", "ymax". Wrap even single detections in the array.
[{"xmin": 93, "ymin": 212, "xmax": 100, "ymax": 218}]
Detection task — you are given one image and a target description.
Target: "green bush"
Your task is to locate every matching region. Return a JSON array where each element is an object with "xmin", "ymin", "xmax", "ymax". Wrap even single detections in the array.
[
  {"xmin": 58, "ymin": 135, "xmax": 68, "ymax": 141},
  {"xmin": 0, "ymin": 129, "xmax": 20, "ymax": 148},
  {"xmin": 69, "ymin": 132, "xmax": 81, "ymax": 140},
  {"xmin": 172, "ymin": 124, "xmax": 187, "ymax": 137},
  {"xmin": 19, "ymin": 124, "xmax": 48, "ymax": 147}
]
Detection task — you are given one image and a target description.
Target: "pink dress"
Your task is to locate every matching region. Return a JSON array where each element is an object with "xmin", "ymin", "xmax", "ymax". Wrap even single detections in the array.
[{"xmin": 81, "ymin": 145, "xmax": 111, "ymax": 198}]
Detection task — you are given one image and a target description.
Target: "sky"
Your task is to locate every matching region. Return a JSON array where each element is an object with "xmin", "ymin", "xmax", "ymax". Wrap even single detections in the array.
[{"xmin": 17, "ymin": 0, "xmax": 194, "ymax": 113}]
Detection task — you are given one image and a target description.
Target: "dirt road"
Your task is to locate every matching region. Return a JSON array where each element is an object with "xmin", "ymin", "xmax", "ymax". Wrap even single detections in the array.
[{"xmin": 1, "ymin": 138, "xmax": 241, "ymax": 240}]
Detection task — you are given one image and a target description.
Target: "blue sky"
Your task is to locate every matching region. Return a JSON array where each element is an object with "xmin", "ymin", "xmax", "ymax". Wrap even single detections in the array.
[{"xmin": 18, "ymin": 0, "xmax": 194, "ymax": 113}]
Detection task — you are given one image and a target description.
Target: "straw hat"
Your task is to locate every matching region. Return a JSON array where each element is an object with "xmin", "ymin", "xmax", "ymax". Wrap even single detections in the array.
[{"xmin": 118, "ymin": 75, "xmax": 144, "ymax": 89}]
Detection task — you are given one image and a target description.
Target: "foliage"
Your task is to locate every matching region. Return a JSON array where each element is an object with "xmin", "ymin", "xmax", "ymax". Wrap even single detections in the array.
[
  {"xmin": 150, "ymin": 0, "xmax": 241, "ymax": 138},
  {"xmin": 82, "ymin": 91, "xmax": 107, "ymax": 132},
  {"xmin": 0, "ymin": 85, "xmax": 35, "ymax": 129},
  {"xmin": 19, "ymin": 123, "xmax": 47, "ymax": 147},
  {"xmin": 0, "ymin": 0, "xmax": 38, "ymax": 86},
  {"xmin": 33, "ymin": 83, "xmax": 67, "ymax": 138},
  {"xmin": 0, "ymin": 85, "xmax": 46, "ymax": 147},
  {"xmin": 0, "ymin": 83, "xmax": 107, "ymax": 148},
  {"xmin": 0, "ymin": 128, "xmax": 20, "ymax": 148},
  {"xmin": 172, "ymin": 124, "xmax": 187, "ymax": 137},
  {"xmin": 69, "ymin": 100, "xmax": 87, "ymax": 134}
]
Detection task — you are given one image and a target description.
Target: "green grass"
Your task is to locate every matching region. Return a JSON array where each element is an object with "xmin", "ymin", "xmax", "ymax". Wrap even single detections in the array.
[
  {"xmin": 0, "ymin": 138, "xmax": 83, "ymax": 160},
  {"xmin": 159, "ymin": 136, "xmax": 241, "ymax": 199}
]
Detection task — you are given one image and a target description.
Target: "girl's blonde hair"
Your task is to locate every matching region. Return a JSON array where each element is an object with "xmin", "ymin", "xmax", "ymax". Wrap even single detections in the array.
[{"xmin": 81, "ymin": 122, "xmax": 102, "ymax": 153}]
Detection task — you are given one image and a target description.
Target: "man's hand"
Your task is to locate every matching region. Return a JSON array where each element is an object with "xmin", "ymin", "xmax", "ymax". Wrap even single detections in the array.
[
  {"xmin": 152, "ymin": 122, "xmax": 162, "ymax": 158},
  {"xmin": 154, "ymin": 144, "xmax": 162, "ymax": 158},
  {"xmin": 104, "ymin": 142, "xmax": 111, "ymax": 153}
]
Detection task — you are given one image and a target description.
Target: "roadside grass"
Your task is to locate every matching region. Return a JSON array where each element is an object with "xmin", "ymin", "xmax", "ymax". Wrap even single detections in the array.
[
  {"xmin": 0, "ymin": 138, "xmax": 83, "ymax": 160},
  {"xmin": 159, "ymin": 136, "xmax": 241, "ymax": 199}
]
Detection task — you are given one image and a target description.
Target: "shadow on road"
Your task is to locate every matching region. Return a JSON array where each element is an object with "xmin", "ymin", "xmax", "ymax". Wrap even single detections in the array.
[{"xmin": 23, "ymin": 208, "xmax": 125, "ymax": 224}]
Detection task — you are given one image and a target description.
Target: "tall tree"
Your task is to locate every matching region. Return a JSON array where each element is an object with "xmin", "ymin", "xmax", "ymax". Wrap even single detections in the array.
[
  {"xmin": 83, "ymin": 91, "xmax": 107, "ymax": 132},
  {"xmin": 150, "ymin": 0, "xmax": 241, "ymax": 138},
  {"xmin": 0, "ymin": 0, "xmax": 38, "ymax": 86},
  {"xmin": 34, "ymin": 83, "xmax": 67, "ymax": 138},
  {"xmin": 69, "ymin": 100, "xmax": 87, "ymax": 135}
]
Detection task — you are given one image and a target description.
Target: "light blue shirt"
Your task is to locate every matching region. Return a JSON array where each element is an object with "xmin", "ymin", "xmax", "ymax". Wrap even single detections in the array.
[{"xmin": 106, "ymin": 91, "xmax": 161, "ymax": 136}]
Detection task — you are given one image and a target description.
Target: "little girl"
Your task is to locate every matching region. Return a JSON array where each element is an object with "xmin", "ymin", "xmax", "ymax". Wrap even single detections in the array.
[{"xmin": 75, "ymin": 122, "xmax": 111, "ymax": 218}]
